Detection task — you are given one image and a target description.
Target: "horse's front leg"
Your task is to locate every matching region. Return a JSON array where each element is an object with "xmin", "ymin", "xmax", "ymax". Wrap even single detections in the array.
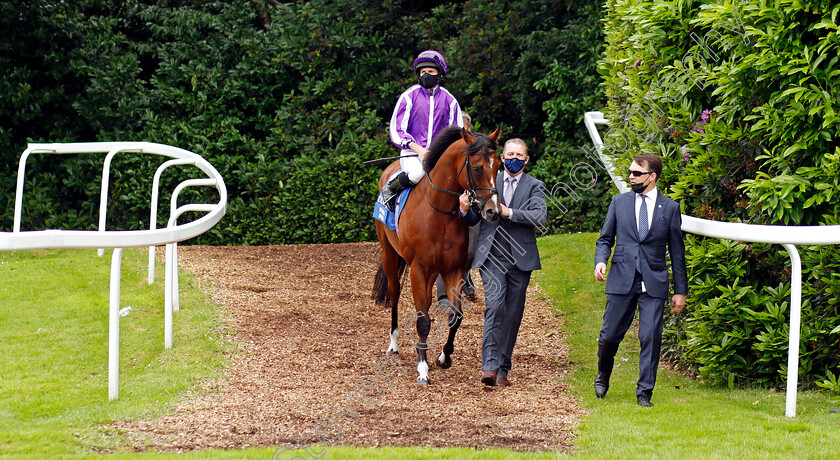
[
  {"xmin": 408, "ymin": 265, "xmax": 434, "ymax": 385},
  {"xmin": 435, "ymin": 270, "xmax": 467, "ymax": 369}
]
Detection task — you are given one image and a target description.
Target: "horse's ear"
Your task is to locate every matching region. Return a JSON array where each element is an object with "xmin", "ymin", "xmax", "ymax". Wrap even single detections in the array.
[
  {"xmin": 489, "ymin": 127, "xmax": 501, "ymax": 141},
  {"xmin": 461, "ymin": 127, "xmax": 475, "ymax": 145}
]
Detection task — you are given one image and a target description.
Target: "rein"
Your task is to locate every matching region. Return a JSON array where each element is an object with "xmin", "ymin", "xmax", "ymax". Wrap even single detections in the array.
[{"xmin": 424, "ymin": 147, "xmax": 498, "ymax": 215}]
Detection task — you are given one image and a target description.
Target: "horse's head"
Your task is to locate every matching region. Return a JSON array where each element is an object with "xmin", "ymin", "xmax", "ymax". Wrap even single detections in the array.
[{"xmin": 460, "ymin": 127, "xmax": 502, "ymax": 221}]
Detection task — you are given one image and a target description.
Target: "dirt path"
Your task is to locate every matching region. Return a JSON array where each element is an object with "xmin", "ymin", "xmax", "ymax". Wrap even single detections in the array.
[{"xmin": 117, "ymin": 243, "xmax": 583, "ymax": 453}]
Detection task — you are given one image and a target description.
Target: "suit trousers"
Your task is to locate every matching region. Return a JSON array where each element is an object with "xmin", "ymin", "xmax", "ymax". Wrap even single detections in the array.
[
  {"xmin": 598, "ymin": 271, "xmax": 665, "ymax": 399},
  {"xmin": 479, "ymin": 249, "xmax": 531, "ymax": 375}
]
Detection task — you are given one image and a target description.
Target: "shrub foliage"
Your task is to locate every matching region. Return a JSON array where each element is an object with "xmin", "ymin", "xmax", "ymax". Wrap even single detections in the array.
[
  {"xmin": 0, "ymin": 0, "xmax": 607, "ymax": 242},
  {"xmin": 599, "ymin": 0, "xmax": 840, "ymax": 388}
]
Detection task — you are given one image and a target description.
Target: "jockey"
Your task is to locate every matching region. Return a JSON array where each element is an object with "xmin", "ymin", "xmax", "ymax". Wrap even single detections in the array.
[{"xmin": 383, "ymin": 50, "xmax": 464, "ymax": 210}]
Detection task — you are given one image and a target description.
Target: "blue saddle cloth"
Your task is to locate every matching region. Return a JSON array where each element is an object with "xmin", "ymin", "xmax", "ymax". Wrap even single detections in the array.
[{"xmin": 373, "ymin": 172, "xmax": 412, "ymax": 235}]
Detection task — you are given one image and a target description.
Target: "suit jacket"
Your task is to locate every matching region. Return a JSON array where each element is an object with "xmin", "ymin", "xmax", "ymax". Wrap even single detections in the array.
[
  {"xmin": 595, "ymin": 190, "xmax": 688, "ymax": 299},
  {"xmin": 464, "ymin": 172, "xmax": 547, "ymax": 272}
]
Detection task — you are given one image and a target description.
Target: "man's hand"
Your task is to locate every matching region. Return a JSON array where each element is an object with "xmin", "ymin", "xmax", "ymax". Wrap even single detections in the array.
[
  {"xmin": 594, "ymin": 263, "xmax": 607, "ymax": 282},
  {"xmin": 459, "ymin": 191, "xmax": 471, "ymax": 212},
  {"xmin": 500, "ymin": 204, "xmax": 511, "ymax": 218},
  {"xmin": 670, "ymin": 294, "xmax": 686, "ymax": 313}
]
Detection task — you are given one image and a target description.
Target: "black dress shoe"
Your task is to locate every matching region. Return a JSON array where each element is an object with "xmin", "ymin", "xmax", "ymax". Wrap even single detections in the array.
[
  {"xmin": 637, "ymin": 395, "xmax": 653, "ymax": 407},
  {"xmin": 462, "ymin": 274, "xmax": 476, "ymax": 297},
  {"xmin": 594, "ymin": 372, "xmax": 610, "ymax": 398}
]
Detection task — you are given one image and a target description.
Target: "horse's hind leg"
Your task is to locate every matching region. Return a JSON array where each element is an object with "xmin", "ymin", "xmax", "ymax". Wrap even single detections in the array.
[
  {"xmin": 380, "ymin": 244, "xmax": 403, "ymax": 356},
  {"xmin": 435, "ymin": 271, "xmax": 467, "ymax": 369}
]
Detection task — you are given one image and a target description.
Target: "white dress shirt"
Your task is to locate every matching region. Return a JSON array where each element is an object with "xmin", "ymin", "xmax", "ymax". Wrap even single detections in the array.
[
  {"xmin": 504, "ymin": 170, "xmax": 521, "ymax": 219},
  {"xmin": 635, "ymin": 186, "xmax": 657, "ymax": 234}
]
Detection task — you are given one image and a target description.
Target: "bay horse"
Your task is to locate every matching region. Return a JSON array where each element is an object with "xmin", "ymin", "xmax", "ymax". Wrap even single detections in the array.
[{"xmin": 372, "ymin": 126, "xmax": 501, "ymax": 385}]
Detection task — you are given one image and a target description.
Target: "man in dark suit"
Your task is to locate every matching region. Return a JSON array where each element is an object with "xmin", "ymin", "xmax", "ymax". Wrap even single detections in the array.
[
  {"xmin": 593, "ymin": 154, "xmax": 687, "ymax": 407},
  {"xmin": 460, "ymin": 138, "xmax": 546, "ymax": 387}
]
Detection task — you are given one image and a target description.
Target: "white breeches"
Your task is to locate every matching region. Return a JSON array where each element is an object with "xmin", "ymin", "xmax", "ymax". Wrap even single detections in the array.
[{"xmin": 399, "ymin": 149, "xmax": 425, "ymax": 184}]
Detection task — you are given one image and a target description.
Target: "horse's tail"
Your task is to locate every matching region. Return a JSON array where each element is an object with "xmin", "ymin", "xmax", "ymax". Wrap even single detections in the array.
[{"xmin": 372, "ymin": 257, "xmax": 407, "ymax": 306}]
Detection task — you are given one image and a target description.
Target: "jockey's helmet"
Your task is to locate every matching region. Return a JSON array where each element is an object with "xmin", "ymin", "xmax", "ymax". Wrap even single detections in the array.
[{"xmin": 413, "ymin": 50, "xmax": 447, "ymax": 76}]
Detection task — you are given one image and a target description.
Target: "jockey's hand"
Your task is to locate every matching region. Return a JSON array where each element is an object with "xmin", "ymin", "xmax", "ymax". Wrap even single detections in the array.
[
  {"xmin": 410, "ymin": 142, "xmax": 430, "ymax": 160},
  {"xmin": 459, "ymin": 191, "xmax": 471, "ymax": 212},
  {"xmin": 418, "ymin": 146, "xmax": 430, "ymax": 160}
]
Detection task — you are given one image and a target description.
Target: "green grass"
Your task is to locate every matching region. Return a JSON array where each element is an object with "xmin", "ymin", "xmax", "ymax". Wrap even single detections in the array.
[
  {"xmin": 535, "ymin": 232, "xmax": 840, "ymax": 459},
  {"xmin": 0, "ymin": 446, "xmax": 563, "ymax": 459},
  {"xmin": 0, "ymin": 248, "xmax": 228, "ymax": 456},
  {"xmin": 3, "ymin": 238, "xmax": 840, "ymax": 459}
]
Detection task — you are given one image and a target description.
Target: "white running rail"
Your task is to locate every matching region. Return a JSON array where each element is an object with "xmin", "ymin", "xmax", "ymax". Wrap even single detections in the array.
[
  {"xmin": 2, "ymin": 142, "xmax": 227, "ymax": 400},
  {"xmin": 585, "ymin": 111, "xmax": 840, "ymax": 417}
]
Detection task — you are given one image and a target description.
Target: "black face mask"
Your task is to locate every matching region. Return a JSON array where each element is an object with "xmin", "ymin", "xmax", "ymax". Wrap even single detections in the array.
[
  {"xmin": 419, "ymin": 73, "xmax": 441, "ymax": 89},
  {"xmin": 630, "ymin": 180, "xmax": 648, "ymax": 194}
]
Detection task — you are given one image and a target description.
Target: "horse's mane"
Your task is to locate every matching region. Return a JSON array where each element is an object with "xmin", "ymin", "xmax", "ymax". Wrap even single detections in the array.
[{"xmin": 423, "ymin": 126, "xmax": 497, "ymax": 172}]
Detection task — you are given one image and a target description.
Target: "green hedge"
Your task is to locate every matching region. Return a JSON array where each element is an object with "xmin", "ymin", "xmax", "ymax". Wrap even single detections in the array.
[
  {"xmin": 1, "ymin": 0, "xmax": 607, "ymax": 243},
  {"xmin": 599, "ymin": 0, "xmax": 840, "ymax": 389}
]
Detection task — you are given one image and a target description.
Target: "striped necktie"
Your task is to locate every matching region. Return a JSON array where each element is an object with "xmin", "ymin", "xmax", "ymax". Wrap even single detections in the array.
[{"xmin": 636, "ymin": 194, "xmax": 648, "ymax": 272}]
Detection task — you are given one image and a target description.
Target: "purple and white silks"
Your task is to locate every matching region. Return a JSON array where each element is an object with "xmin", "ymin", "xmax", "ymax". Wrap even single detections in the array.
[{"xmin": 389, "ymin": 84, "xmax": 463, "ymax": 183}]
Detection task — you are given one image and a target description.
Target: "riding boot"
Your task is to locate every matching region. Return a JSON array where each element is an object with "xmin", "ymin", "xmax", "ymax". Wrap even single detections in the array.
[
  {"xmin": 381, "ymin": 171, "xmax": 412, "ymax": 212},
  {"xmin": 594, "ymin": 341, "xmax": 619, "ymax": 398}
]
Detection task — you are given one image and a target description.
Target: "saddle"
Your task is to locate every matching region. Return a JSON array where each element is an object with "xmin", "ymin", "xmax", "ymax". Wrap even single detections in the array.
[{"xmin": 373, "ymin": 170, "xmax": 412, "ymax": 235}]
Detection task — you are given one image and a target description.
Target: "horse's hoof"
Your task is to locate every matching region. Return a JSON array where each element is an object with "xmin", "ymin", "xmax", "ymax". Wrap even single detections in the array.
[
  {"xmin": 435, "ymin": 352, "xmax": 452, "ymax": 369},
  {"xmin": 417, "ymin": 377, "xmax": 431, "ymax": 385},
  {"xmin": 387, "ymin": 349, "xmax": 399, "ymax": 356}
]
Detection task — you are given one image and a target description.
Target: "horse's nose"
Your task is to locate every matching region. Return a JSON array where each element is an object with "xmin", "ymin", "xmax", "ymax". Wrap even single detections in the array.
[{"xmin": 484, "ymin": 208, "xmax": 499, "ymax": 221}]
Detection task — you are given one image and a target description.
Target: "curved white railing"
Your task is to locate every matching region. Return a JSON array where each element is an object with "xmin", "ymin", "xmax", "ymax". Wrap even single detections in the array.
[
  {"xmin": 585, "ymin": 111, "xmax": 840, "ymax": 417},
  {"xmin": 149, "ymin": 158, "xmax": 196, "ymax": 283},
  {"xmin": 3, "ymin": 142, "xmax": 227, "ymax": 400}
]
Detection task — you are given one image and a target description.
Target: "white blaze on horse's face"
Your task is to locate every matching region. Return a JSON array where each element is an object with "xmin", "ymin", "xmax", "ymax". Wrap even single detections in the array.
[
  {"xmin": 480, "ymin": 165, "xmax": 502, "ymax": 221},
  {"xmin": 489, "ymin": 170, "xmax": 496, "ymax": 196},
  {"xmin": 490, "ymin": 190, "xmax": 500, "ymax": 211}
]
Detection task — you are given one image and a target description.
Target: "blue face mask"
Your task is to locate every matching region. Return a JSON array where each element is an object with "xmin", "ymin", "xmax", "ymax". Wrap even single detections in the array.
[{"xmin": 504, "ymin": 158, "xmax": 525, "ymax": 174}]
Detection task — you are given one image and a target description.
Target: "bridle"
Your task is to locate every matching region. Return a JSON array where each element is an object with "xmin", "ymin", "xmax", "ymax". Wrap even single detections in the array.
[{"xmin": 424, "ymin": 144, "xmax": 498, "ymax": 215}]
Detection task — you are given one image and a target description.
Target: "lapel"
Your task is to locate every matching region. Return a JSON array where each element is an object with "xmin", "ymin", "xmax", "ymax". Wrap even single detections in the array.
[
  {"xmin": 497, "ymin": 172, "xmax": 506, "ymax": 205},
  {"xmin": 645, "ymin": 193, "xmax": 666, "ymax": 240},
  {"xmin": 622, "ymin": 192, "xmax": 637, "ymax": 239}
]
